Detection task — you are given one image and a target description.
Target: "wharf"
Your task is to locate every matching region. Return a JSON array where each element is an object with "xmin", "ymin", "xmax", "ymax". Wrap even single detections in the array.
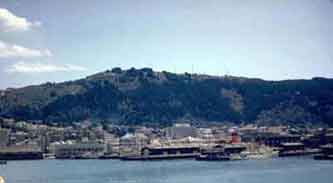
[
  {"xmin": 0, "ymin": 151, "xmax": 43, "ymax": 160},
  {"xmin": 314, "ymin": 144, "xmax": 333, "ymax": 160},
  {"xmin": 120, "ymin": 153, "xmax": 197, "ymax": 161}
]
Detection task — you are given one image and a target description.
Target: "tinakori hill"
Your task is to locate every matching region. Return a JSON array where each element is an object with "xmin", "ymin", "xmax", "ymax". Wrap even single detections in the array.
[{"xmin": 1, "ymin": 67, "xmax": 332, "ymax": 127}]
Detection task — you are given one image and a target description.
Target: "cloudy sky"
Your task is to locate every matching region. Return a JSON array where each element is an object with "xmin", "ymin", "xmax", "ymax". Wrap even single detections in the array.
[{"xmin": 0, "ymin": 0, "xmax": 332, "ymax": 89}]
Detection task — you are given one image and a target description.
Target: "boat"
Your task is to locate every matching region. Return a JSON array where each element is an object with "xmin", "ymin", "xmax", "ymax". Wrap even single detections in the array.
[
  {"xmin": 243, "ymin": 152, "xmax": 272, "ymax": 160},
  {"xmin": 43, "ymin": 153, "xmax": 56, "ymax": 160},
  {"xmin": 242, "ymin": 147, "xmax": 279, "ymax": 160},
  {"xmin": 195, "ymin": 144, "xmax": 247, "ymax": 161},
  {"xmin": 98, "ymin": 154, "xmax": 119, "ymax": 159},
  {"xmin": 195, "ymin": 151, "xmax": 231, "ymax": 161},
  {"xmin": 229, "ymin": 154, "xmax": 244, "ymax": 160}
]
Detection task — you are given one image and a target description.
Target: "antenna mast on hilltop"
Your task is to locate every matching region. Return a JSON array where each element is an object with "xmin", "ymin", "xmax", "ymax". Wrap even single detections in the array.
[{"xmin": 223, "ymin": 61, "xmax": 230, "ymax": 77}]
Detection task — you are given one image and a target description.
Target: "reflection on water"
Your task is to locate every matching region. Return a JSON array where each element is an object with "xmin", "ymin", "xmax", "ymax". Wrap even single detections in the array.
[{"xmin": 1, "ymin": 157, "xmax": 333, "ymax": 183}]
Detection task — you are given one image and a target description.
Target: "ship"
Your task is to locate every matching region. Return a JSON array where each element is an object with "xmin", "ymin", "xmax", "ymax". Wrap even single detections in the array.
[
  {"xmin": 120, "ymin": 146, "xmax": 200, "ymax": 160},
  {"xmin": 195, "ymin": 147, "xmax": 230, "ymax": 161},
  {"xmin": 195, "ymin": 144, "xmax": 247, "ymax": 161},
  {"xmin": 242, "ymin": 147, "xmax": 279, "ymax": 160}
]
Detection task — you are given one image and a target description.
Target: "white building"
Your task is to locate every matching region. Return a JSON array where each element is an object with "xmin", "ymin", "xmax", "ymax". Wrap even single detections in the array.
[{"xmin": 165, "ymin": 123, "xmax": 197, "ymax": 139}]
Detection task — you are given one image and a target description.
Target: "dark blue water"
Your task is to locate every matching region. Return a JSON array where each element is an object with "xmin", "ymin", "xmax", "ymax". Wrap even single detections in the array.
[{"xmin": 1, "ymin": 157, "xmax": 333, "ymax": 183}]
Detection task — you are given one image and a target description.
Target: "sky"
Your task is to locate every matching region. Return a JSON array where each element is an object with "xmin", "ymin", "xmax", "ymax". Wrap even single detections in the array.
[{"xmin": 0, "ymin": 0, "xmax": 333, "ymax": 89}]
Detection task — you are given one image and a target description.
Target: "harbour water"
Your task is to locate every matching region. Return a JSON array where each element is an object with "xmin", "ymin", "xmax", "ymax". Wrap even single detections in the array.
[{"xmin": 1, "ymin": 157, "xmax": 333, "ymax": 183}]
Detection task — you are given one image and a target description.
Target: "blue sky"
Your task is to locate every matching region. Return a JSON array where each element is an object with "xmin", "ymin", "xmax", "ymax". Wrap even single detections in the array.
[{"xmin": 0, "ymin": 0, "xmax": 333, "ymax": 89}]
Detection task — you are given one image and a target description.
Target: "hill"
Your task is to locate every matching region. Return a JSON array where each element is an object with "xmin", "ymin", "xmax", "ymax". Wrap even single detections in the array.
[{"xmin": 1, "ymin": 67, "xmax": 333, "ymax": 127}]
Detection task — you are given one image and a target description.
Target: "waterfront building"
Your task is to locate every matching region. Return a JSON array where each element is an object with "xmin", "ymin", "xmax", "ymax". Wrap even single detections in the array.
[
  {"xmin": 54, "ymin": 143, "xmax": 106, "ymax": 159},
  {"xmin": 278, "ymin": 142, "xmax": 305, "ymax": 157},
  {"xmin": 39, "ymin": 133, "xmax": 49, "ymax": 153},
  {"xmin": 211, "ymin": 126, "xmax": 230, "ymax": 140},
  {"xmin": 47, "ymin": 130, "xmax": 65, "ymax": 143},
  {"xmin": 119, "ymin": 133, "xmax": 149, "ymax": 156},
  {"xmin": 135, "ymin": 127, "xmax": 154, "ymax": 137},
  {"xmin": 8, "ymin": 131, "xmax": 29, "ymax": 145},
  {"xmin": 314, "ymin": 144, "xmax": 333, "ymax": 160},
  {"xmin": 257, "ymin": 134, "xmax": 301, "ymax": 147},
  {"xmin": 165, "ymin": 123, "xmax": 197, "ymax": 139},
  {"xmin": 0, "ymin": 128, "xmax": 9, "ymax": 147},
  {"xmin": 303, "ymin": 131, "xmax": 333, "ymax": 148},
  {"xmin": 104, "ymin": 132, "xmax": 120, "ymax": 154},
  {"xmin": 198, "ymin": 128, "xmax": 214, "ymax": 140}
]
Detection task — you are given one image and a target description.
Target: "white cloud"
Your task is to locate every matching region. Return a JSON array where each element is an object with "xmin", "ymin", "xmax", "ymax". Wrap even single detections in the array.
[
  {"xmin": 6, "ymin": 62, "xmax": 88, "ymax": 73},
  {"xmin": 0, "ymin": 8, "xmax": 41, "ymax": 32},
  {"xmin": 0, "ymin": 40, "xmax": 52, "ymax": 59}
]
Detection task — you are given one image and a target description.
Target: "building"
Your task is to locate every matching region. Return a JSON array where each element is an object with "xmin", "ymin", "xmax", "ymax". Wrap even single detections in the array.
[
  {"xmin": 278, "ymin": 142, "xmax": 305, "ymax": 157},
  {"xmin": 303, "ymin": 132, "xmax": 333, "ymax": 148},
  {"xmin": 261, "ymin": 135, "xmax": 301, "ymax": 147},
  {"xmin": 40, "ymin": 133, "xmax": 49, "ymax": 153},
  {"xmin": 104, "ymin": 132, "xmax": 120, "ymax": 154},
  {"xmin": 54, "ymin": 143, "xmax": 106, "ymax": 159},
  {"xmin": 8, "ymin": 131, "xmax": 30, "ymax": 146},
  {"xmin": 119, "ymin": 133, "xmax": 149, "ymax": 156},
  {"xmin": 0, "ymin": 128, "xmax": 9, "ymax": 147},
  {"xmin": 165, "ymin": 124, "xmax": 197, "ymax": 139},
  {"xmin": 197, "ymin": 128, "xmax": 214, "ymax": 140}
]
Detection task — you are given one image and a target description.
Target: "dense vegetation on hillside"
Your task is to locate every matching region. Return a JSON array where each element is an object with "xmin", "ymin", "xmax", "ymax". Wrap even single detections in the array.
[{"xmin": 1, "ymin": 68, "xmax": 333, "ymax": 127}]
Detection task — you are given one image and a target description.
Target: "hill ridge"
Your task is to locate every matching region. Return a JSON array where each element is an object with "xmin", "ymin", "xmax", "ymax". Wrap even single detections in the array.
[{"xmin": 1, "ymin": 67, "xmax": 332, "ymax": 127}]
